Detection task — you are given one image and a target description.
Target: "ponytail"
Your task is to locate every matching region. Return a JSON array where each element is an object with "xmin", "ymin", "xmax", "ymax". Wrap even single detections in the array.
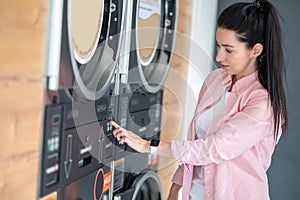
[{"xmin": 257, "ymin": 0, "xmax": 288, "ymax": 141}]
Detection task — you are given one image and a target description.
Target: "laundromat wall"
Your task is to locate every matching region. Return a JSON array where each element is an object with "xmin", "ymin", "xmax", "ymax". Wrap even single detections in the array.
[{"xmin": 0, "ymin": 0, "xmax": 192, "ymax": 199}]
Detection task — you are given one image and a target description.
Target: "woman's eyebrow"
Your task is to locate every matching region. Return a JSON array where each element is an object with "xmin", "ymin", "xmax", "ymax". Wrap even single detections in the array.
[
  {"xmin": 220, "ymin": 44, "xmax": 234, "ymax": 48},
  {"xmin": 216, "ymin": 41, "xmax": 234, "ymax": 48}
]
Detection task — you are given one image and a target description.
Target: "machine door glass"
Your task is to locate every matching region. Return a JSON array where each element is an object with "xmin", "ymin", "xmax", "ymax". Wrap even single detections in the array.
[
  {"xmin": 137, "ymin": 0, "xmax": 161, "ymax": 66},
  {"xmin": 71, "ymin": 0, "xmax": 104, "ymax": 64},
  {"xmin": 113, "ymin": 171, "xmax": 163, "ymax": 200},
  {"xmin": 67, "ymin": 0, "xmax": 120, "ymax": 101},
  {"xmin": 132, "ymin": 0, "xmax": 177, "ymax": 93}
]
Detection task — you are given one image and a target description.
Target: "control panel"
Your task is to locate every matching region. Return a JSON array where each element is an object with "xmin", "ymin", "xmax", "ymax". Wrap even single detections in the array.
[{"xmin": 40, "ymin": 97, "xmax": 115, "ymax": 197}]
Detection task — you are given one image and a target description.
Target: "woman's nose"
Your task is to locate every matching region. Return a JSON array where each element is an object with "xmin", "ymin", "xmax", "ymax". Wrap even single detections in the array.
[{"xmin": 216, "ymin": 51, "xmax": 223, "ymax": 62}]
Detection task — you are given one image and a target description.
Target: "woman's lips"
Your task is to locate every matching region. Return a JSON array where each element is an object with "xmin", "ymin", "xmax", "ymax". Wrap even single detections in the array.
[{"xmin": 221, "ymin": 64, "xmax": 229, "ymax": 69}]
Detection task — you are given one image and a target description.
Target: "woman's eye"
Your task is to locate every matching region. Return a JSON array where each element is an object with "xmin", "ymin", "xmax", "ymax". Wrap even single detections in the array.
[{"xmin": 226, "ymin": 49, "xmax": 232, "ymax": 53}]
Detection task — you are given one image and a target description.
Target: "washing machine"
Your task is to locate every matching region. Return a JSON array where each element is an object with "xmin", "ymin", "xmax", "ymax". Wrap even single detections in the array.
[
  {"xmin": 39, "ymin": 0, "xmax": 125, "ymax": 199},
  {"xmin": 113, "ymin": 0, "xmax": 177, "ymax": 199}
]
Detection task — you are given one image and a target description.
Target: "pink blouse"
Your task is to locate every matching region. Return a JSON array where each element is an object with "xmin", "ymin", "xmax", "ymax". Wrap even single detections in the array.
[{"xmin": 171, "ymin": 68, "xmax": 280, "ymax": 200}]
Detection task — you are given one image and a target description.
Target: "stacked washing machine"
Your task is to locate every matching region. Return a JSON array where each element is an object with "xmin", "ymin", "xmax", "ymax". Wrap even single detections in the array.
[
  {"xmin": 39, "ymin": 0, "xmax": 177, "ymax": 199},
  {"xmin": 112, "ymin": 0, "xmax": 177, "ymax": 199}
]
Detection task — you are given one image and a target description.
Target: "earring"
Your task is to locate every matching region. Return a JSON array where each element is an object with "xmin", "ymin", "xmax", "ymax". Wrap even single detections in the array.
[{"xmin": 259, "ymin": 54, "xmax": 265, "ymax": 63}]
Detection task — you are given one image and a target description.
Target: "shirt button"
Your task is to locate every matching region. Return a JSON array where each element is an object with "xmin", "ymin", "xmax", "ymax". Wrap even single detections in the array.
[
  {"xmin": 206, "ymin": 170, "xmax": 210, "ymax": 174},
  {"xmin": 207, "ymin": 192, "xmax": 211, "ymax": 198}
]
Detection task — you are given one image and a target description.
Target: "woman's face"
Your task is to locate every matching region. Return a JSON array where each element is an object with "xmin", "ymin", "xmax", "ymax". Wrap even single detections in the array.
[{"xmin": 216, "ymin": 27, "xmax": 258, "ymax": 80}]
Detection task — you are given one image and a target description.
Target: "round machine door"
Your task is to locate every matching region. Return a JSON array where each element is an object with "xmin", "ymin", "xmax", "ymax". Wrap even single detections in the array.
[
  {"xmin": 129, "ymin": 0, "xmax": 177, "ymax": 93},
  {"xmin": 132, "ymin": 171, "xmax": 163, "ymax": 200},
  {"xmin": 66, "ymin": 0, "xmax": 123, "ymax": 101},
  {"xmin": 114, "ymin": 171, "xmax": 163, "ymax": 199}
]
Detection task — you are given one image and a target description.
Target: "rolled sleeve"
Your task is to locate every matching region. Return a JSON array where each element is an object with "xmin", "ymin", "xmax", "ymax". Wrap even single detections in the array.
[{"xmin": 171, "ymin": 140, "xmax": 192, "ymax": 162}]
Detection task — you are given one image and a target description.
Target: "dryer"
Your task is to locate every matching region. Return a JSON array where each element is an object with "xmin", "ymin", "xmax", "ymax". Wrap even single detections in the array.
[
  {"xmin": 115, "ymin": 0, "xmax": 177, "ymax": 159},
  {"xmin": 113, "ymin": 0, "xmax": 177, "ymax": 199},
  {"xmin": 39, "ymin": 0, "xmax": 125, "ymax": 199}
]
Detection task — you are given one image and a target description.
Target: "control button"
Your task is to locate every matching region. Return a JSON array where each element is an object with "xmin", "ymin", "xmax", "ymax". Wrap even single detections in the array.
[
  {"xmin": 80, "ymin": 145, "xmax": 92, "ymax": 155},
  {"xmin": 47, "ymin": 140, "xmax": 51, "ymax": 152},
  {"xmin": 107, "ymin": 123, "xmax": 110, "ymax": 132},
  {"xmin": 47, "ymin": 137, "xmax": 60, "ymax": 152},
  {"xmin": 78, "ymin": 159, "xmax": 83, "ymax": 168},
  {"xmin": 54, "ymin": 137, "xmax": 59, "ymax": 150},
  {"xmin": 46, "ymin": 163, "xmax": 59, "ymax": 175}
]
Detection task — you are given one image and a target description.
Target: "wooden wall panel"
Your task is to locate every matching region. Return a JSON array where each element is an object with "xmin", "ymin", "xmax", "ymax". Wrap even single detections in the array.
[
  {"xmin": 158, "ymin": 0, "xmax": 193, "ymax": 199},
  {"xmin": 0, "ymin": 0, "xmax": 48, "ymax": 199}
]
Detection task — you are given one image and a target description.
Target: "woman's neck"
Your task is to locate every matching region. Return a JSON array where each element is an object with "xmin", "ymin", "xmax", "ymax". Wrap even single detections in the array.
[{"xmin": 228, "ymin": 75, "xmax": 237, "ymax": 92}]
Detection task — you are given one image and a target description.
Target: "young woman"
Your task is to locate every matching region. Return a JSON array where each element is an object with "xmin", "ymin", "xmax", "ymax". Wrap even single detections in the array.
[{"xmin": 111, "ymin": 0, "xmax": 288, "ymax": 199}]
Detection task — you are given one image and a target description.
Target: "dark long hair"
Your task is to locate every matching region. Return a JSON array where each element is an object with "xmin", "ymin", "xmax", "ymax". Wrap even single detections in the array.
[{"xmin": 217, "ymin": 0, "xmax": 288, "ymax": 141}]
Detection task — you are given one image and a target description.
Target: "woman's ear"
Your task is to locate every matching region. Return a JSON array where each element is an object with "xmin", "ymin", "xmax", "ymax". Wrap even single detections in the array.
[{"xmin": 252, "ymin": 43, "xmax": 263, "ymax": 58}]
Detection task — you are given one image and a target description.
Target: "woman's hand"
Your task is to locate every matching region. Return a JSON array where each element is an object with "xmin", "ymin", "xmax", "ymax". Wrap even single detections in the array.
[
  {"xmin": 110, "ymin": 120, "xmax": 150, "ymax": 154},
  {"xmin": 167, "ymin": 183, "xmax": 182, "ymax": 200}
]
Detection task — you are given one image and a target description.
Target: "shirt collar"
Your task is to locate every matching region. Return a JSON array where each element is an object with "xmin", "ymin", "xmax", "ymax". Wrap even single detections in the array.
[{"xmin": 219, "ymin": 68, "xmax": 259, "ymax": 93}]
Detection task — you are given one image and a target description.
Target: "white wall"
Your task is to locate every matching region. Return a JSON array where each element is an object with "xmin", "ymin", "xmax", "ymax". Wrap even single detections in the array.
[{"xmin": 182, "ymin": 0, "xmax": 218, "ymax": 139}]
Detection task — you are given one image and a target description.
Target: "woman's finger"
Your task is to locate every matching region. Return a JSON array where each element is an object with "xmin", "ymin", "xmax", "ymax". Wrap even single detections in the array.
[
  {"xmin": 119, "ymin": 137, "xmax": 126, "ymax": 145},
  {"xmin": 115, "ymin": 132, "xmax": 122, "ymax": 141},
  {"xmin": 110, "ymin": 120, "xmax": 120, "ymax": 129},
  {"xmin": 112, "ymin": 128, "xmax": 123, "ymax": 137},
  {"xmin": 110, "ymin": 120, "xmax": 126, "ymax": 140},
  {"xmin": 114, "ymin": 130, "xmax": 126, "ymax": 141}
]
